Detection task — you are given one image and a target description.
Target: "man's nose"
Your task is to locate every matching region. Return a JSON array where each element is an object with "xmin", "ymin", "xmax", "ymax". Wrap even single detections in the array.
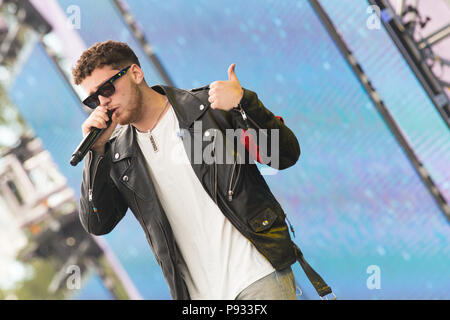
[{"xmin": 98, "ymin": 95, "xmax": 111, "ymax": 106}]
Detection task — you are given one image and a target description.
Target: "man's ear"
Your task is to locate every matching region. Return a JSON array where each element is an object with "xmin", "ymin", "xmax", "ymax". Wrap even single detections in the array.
[{"xmin": 130, "ymin": 64, "xmax": 145, "ymax": 84}]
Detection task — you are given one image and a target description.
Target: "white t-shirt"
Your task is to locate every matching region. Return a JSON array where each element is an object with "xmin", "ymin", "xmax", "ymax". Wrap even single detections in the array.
[{"xmin": 135, "ymin": 103, "xmax": 275, "ymax": 300}]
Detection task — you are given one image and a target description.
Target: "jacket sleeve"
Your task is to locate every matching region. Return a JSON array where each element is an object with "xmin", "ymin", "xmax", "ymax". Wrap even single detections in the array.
[
  {"xmin": 230, "ymin": 87, "xmax": 301, "ymax": 170},
  {"xmin": 79, "ymin": 144, "xmax": 128, "ymax": 235}
]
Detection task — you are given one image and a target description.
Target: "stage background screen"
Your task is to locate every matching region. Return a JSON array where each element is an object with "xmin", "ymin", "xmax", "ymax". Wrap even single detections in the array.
[{"xmin": 6, "ymin": 0, "xmax": 448, "ymax": 299}]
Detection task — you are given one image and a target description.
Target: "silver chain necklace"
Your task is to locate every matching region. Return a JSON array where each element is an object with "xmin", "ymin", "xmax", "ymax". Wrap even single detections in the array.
[{"xmin": 147, "ymin": 98, "xmax": 169, "ymax": 152}]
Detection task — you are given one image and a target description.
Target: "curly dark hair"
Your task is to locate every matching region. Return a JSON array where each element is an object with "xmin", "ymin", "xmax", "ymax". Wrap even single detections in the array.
[{"xmin": 72, "ymin": 40, "xmax": 141, "ymax": 85}]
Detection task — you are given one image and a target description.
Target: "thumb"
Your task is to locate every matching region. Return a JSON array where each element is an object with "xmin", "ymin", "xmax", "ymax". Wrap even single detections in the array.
[{"xmin": 227, "ymin": 63, "xmax": 239, "ymax": 82}]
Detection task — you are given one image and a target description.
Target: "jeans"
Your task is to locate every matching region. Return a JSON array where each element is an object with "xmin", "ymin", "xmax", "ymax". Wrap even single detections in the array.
[{"xmin": 235, "ymin": 267, "xmax": 301, "ymax": 300}]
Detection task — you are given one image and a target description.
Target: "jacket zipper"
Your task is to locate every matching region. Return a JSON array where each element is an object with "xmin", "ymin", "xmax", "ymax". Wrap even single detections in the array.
[
  {"xmin": 88, "ymin": 152, "xmax": 104, "ymax": 202},
  {"xmin": 235, "ymin": 104, "xmax": 270, "ymax": 165},
  {"xmin": 87, "ymin": 151, "xmax": 93, "ymax": 201},
  {"xmin": 238, "ymin": 104, "xmax": 247, "ymax": 122},
  {"xmin": 212, "ymin": 130, "xmax": 218, "ymax": 204},
  {"xmin": 235, "ymin": 103, "xmax": 263, "ymax": 131},
  {"xmin": 211, "ymin": 128, "xmax": 241, "ymax": 203},
  {"xmin": 227, "ymin": 156, "xmax": 241, "ymax": 202}
]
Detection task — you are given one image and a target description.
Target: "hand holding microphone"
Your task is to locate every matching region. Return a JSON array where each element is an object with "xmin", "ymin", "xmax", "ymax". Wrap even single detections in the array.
[{"xmin": 70, "ymin": 106, "xmax": 118, "ymax": 166}]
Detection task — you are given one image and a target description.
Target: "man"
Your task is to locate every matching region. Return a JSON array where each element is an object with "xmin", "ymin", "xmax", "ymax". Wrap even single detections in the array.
[{"xmin": 74, "ymin": 40, "xmax": 330, "ymax": 300}]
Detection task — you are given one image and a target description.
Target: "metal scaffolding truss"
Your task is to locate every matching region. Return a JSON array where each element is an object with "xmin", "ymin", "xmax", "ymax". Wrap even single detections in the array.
[
  {"xmin": 310, "ymin": 0, "xmax": 450, "ymax": 221},
  {"xmin": 0, "ymin": 0, "xmax": 142, "ymax": 300},
  {"xmin": 378, "ymin": 0, "xmax": 450, "ymax": 128}
]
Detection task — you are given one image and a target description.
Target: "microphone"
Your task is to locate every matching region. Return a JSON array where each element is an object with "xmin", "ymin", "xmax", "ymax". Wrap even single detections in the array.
[{"xmin": 70, "ymin": 110, "xmax": 113, "ymax": 166}]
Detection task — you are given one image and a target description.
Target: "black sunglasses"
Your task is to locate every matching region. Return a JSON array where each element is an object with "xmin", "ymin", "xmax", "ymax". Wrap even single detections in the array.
[{"xmin": 82, "ymin": 65, "xmax": 131, "ymax": 109}]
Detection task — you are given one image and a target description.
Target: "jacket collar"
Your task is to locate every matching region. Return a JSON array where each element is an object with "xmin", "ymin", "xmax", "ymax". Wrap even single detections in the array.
[
  {"xmin": 151, "ymin": 84, "xmax": 209, "ymax": 128},
  {"xmin": 110, "ymin": 84, "xmax": 209, "ymax": 162}
]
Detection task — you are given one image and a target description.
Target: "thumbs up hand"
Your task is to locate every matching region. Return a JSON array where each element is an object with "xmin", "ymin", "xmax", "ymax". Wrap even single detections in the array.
[{"xmin": 208, "ymin": 63, "xmax": 244, "ymax": 111}]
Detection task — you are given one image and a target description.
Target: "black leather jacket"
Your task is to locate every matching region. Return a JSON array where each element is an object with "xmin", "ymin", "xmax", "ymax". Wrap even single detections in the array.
[{"xmin": 79, "ymin": 84, "xmax": 307, "ymax": 299}]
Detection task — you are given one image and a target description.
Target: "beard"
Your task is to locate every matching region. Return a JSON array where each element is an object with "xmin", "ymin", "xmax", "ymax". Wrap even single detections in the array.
[{"xmin": 117, "ymin": 84, "xmax": 143, "ymax": 125}]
